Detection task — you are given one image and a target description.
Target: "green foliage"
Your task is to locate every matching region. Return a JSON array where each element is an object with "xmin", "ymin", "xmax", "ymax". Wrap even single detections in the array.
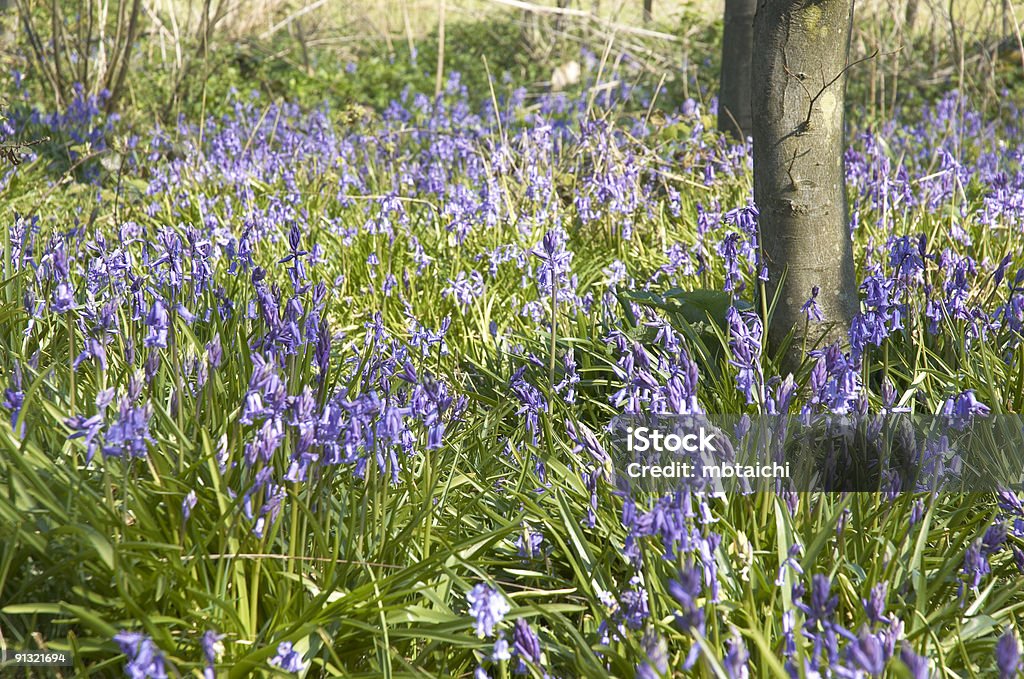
[{"xmin": 0, "ymin": 9, "xmax": 1023, "ymax": 678}]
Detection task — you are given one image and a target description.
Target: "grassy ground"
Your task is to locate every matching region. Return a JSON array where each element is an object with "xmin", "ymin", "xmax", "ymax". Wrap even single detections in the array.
[{"xmin": 1, "ymin": 6, "xmax": 1024, "ymax": 679}]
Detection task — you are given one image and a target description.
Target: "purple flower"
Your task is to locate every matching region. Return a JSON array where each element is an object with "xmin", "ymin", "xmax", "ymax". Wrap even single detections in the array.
[
  {"xmin": 512, "ymin": 618, "xmax": 541, "ymax": 670},
  {"xmin": 636, "ymin": 629, "xmax": 668, "ymax": 679},
  {"xmin": 837, "ymin": 508, "xmax": 852, "ymax": 538},
  {"xmin": 269, "ymin": 641, "xmax": 305, "ymax": 673},
  {"xmin": 103, "ymin": 396, "xmax": 153, "ymax": 459},
  {"xmin": 801, "ymin": 286, "xmax": 824, "ymax": 322},
  {"xmin": 144, "ymin": 300, "xmax": 170, "ymax": 349},
  {"xmin": 532, "ymin": 228, "xmax": 575, "ymax": 303},
  {"xmin": 863, "ymin": 583, "xmax": 890, "ymax": 626},
  {"xmin": 776, "ymin": 543, "xmax": 804, "ymax": 585},
  {"xmin": 442, "ymin": 270, "xmax": 485, "ymax": 308},
  {"xmin": 492, "ymin": 633, "xmax": 511, "ymax": 661},
  {"xmin": 805, "ymin": 344, "xmax": 861, "ymax": 415},
  {"xmin": 726, "ymin": 306, "xmax": 763, "ymax": 405},
  {"xmin": 983, "ymin": 523, "xmax": 1008, "ymax": 555},
  {"xmin": 603, "ymin": 260, "xmax": 628, "ymax": 288},
  {"xmin": 201, "ymin": 630, "xmax": 224, "ymax": 679},
  {"xmin": 113, "ymin": 631, "xmax": 168, "ymax": 679},
  {"xmin": 962, "ymin": 538, "xmax": 992, "ymax": 591},
  {"xmin": 509, "ymin": 366, "xmax": 545, "ymax": 444},
  {"xmin": 52, "ymin": 282, "xmax": 75, "ymax": 313},
  {"xmin": 899, "ymin": 644, "xmax": 930, "ymax": 679},
  {"xmin": 668, "ymin": 565, "xmax": 706, "ymax": 634},
  {"xmin": 2, "ymin": 368, "xmax": 24, "ymax": 436},
  {"xmin": 182, "ymin": 491, "xmax": 197, "ymax": 522},
  {"xmin": 845, "ymin": 629, "xmax": 887, "ymax": 676},
  {"xmin": 942, "ymin": 390, "xmax": 990, "ymax": 430},
  {"xmin": 316, "ymin": 320, "xmax": 331, "ymax": 380},
  {"xmin": 723, "ymin": 634, "xmax": 750, "ymax": 678},
  {"xmin": 206, "ymin": 334, "xmax": 223, "ymax": 369},
  {"xmin": 467, "ymin": 584, "xmax": 510, "ymax": 638},
  {"xmin": 997, "ymin": 630, "xmax": 1021, "ymax": 679},
  {"xmin": 65, "ymin": 413, "xmax": 105, "ymax": 462},
  {"xmin": 795, "ymin": 574, "xmax": 850, "ymax": 665},
  {"xmin": 516, "ymin": 526, "xmax": 544, "ymax": 559},
  {"xmin": 910, "ymin": 500, "xmax": 926, "ymax": 525},
  {"xmin": 718, "ymin": 232, "xmax": 746, "ymax": 293},
  {"xmin": 800, "ymin": 574, "xmax": 838, "ymax": 625}
]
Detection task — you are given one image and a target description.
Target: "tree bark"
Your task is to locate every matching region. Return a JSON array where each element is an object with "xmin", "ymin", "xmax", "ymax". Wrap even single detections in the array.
[
  {"xmin": 718, "ymin": 0, "xmax": 757, "ymax": 138},
  {"xmin": 752, "ymin": 0, "xmax": 859, "ymax": 367},
  {"xmin": 0, "ymin": 0, "xmax": 13, "ymax": 53},
  {"xmin": 904, "ymin": 0, "xmax": 918, "ymax": 32}
]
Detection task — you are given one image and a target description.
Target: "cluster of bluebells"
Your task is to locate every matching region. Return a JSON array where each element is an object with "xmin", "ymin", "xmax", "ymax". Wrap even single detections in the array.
[
  {"xmin": 3, "ymin": 60, "xmax": 1024, "ymax": 678},
  {"xmin": 466, "ymin": 583, "xmax": 548, "ymax": 678},
  {"xmin": 113, "ymin": 631, "xmax": 168, "ymax": 679}
]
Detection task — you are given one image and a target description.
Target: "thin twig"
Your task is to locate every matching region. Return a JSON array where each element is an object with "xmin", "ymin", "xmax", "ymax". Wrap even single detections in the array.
[
  {"xmin": 483, "ymin": 0, "xmax": 679, "ymax": 42},
  {"xmin": 434, "ymin": 0, "xmax": 447, "ymax": 99},
  {"xmin": 257, "ymin": 0, "xmax": 327, "ymax": 40}
]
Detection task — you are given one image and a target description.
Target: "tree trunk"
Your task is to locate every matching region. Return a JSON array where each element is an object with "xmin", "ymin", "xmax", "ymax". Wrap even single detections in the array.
[
  {"xmin": 905, "ymin": 0, "xmax": 918, "ymax": 32},
  {"xmin": 752, "ymin": 0, "xmax": 859, "ymax": 367},
  {"xmin": 643, "ymin": 0, "xmax": 652, "ymax": 24},
  {"xmin": 718, "ymin": 0, "xmax": 757, "ymax": 138},
  {"xmin": 0, "ymin": 0, "xmax": 13, "ymax": 53}
]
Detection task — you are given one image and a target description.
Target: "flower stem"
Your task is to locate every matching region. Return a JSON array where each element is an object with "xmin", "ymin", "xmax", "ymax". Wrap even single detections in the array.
[{"xmin": 548, "ymin": 288, "xmax": 557, "ymax": 413}]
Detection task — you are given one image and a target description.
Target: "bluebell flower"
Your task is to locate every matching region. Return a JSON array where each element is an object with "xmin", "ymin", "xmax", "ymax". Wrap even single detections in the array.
[
  {"xmin": 269, "ymin": 641, "xmax": 305, "ymax": 673},
  {"xmin": 201, "ymin": 630, "xmax": 224, "ymax": 679},
  {"xmin": 182, "ymin": 490, "xmax": 197, "ymax": 522},
  {"xmin": 899, "ymin": 643, "xmax": 930, "ymax": 679},
  {"xmin": 4, "ymin": 366, "xmax": 25, "ymax": 438},
  {"xmin": 52, "ymin": 282, "xmax": 75, "ymax": 313},
  {"xmin": 103, "ymin": 396, "xmax": 153, "ymax": 459},
  {"xmin": 65, "ymin": 412, "xmax": 105, "ymax": 461},
  {"xmin": 467, "ymin": 584, "xmax": 510, "ymax": 638},
  {"xmin": 113, "ymin": 631, "xmax": 168, "ymax": 679},
  {"xmin": 842, "ymin": 629, "xmax": 887, "ymax": 676},
  {"xmin": 206, "ymin": 334, "xmax": 223, "ymax": 369},
  {"xmin": 723, "ymin": 633, "xmax": 750, "ymax": 678},
  {"xmin": 144, "ymin": 300, "xmax": 170, "ymax": 349},
  {"xmin": 492, "ymin": 632, "xmax": 511, "ymax": 661},
  {"xmin": 442, "ymin": 270, "xmax": 485, "ymax": 309},
  {"xmin": 863, "ymin": 582, "xmax": 891, "ymax": 626},
  {"xmin": 532, "ymin": 228, "xmax": 575, "ymax": 303},
  {"xmin": 512, "ymin": 618, "xmax": 541, "ymax": 672},
  {"xmin": 801, "ymin": 286, "xmax": 825, "ymax": 322},
  {"xmin": 516, "ymin": 525, "xmax": 543, "ymax": 559},
  {"xmin": 962, "ymin": 538, "xmax": 992, "ymax": 593},
  {"xmin": 909, "ymin": 500, "xmax": 926, "ymax": 526},
  {"xmin": 668, "ymin": 565, "xmax": 705, "ymax": 633},
  {"xmin": 997, "ymin": 631, "xmax": 1021, "ymax": 679},
  {"xmin": 636, "ymin": 628, "xmax": 668, "ymax": 679},
  {"xmin": 726, "ymin": 306, "xmax": 762, "ymax": 405},
  {"xmin": 941, "ymin": 390, "xmax": 990, "ymax": 430},
  {"xmin": 776, "ymin": 543, "xmax": 805, "ymax": 585}
]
